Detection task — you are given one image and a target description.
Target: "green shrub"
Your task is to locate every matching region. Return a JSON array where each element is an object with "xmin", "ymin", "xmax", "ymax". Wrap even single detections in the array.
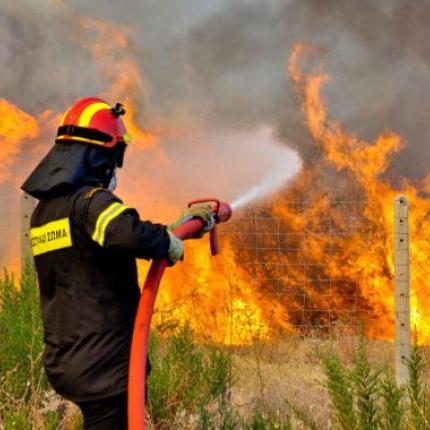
[
  {"xmin": 0, "ymin": 265, "xmax": 43, "ymax": 398},
  {"xmin": 147, "ymin": 324, "xmax": 231, "ymax": 426},
  {"xmin": 199, "ymin": 404, "xmax": 293, "ymax": 430},
  {"xmin": 379, "ymin": 368, "xmax": 405, "ymax": 430},
  {"xmin": 351, "ymin": 337, "xmax": 380, "ymax": 429},
  {"xmin": 320, "ymin": 336, "xmax": 430, "ymax": 430},
  {"xmin": 147, "ymin": 325, "xmax": 296, "ymax": 429},
  {"xmin": 321, "ymin": 346, "xmax": 357, "ymax": 429},
  {"xmin": 406, "ymin": 345, "xmax": 428, "ymax": 429},
  {"xmin": 0, "ymin": 264, "xmax": 62, "ymax": 429}
]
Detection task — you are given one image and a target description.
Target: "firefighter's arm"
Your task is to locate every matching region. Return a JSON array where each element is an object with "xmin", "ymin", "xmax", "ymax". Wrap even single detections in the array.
[{"xmin": 74, "ymin": 188, "xmax": 172, "ymax": 260}]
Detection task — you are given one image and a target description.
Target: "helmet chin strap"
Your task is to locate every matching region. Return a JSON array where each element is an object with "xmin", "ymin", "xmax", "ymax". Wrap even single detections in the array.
[{"xmin": 108, "ymin": 168, "xmax": 119, "ymax": 192}]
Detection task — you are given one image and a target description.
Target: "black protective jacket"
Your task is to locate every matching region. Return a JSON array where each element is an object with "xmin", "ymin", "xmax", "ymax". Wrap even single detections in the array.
[
  {"xmin": 29, "ymin": 186, "xmax": 170, "ymax": 402},
  {"xmin": 22, "ymin": 141, "xmax": 171, "ymax": 401}
]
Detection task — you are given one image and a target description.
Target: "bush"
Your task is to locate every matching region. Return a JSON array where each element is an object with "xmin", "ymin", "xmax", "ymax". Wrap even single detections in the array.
[
  {"xmin": 147, "ymin": 324, "xmax": 231, "ymax": 427},
  {"xmin": 320, "ymin": 335, "xmax": 430, "ymax": 430},
  {"xmin": 6, "ymin": 263, "xmax": 430, "ymax": 429},
  {"xmin": 0, "ymin": 263, "xmax": 62, "ymax": 429},
  {"xmin": 199, "ymin": 402, "xmax": 293, "ymax": 430},
  {"xmin": 147, "ymin": 324, "xmax": 297, "ymax": 429},
  {"xmin": 1, "ymin": 264, "xmax": 293, "ymax": 429}
]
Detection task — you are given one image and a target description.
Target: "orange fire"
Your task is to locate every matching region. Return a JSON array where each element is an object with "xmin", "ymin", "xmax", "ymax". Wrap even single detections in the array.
[
  {"xmin": 142, "ymin": 239, "xmax": 291, "ymax": 345},
  {"xmin": 265, "ymin": 44, "xmax": 430, "ymax": 342},
  {"xmin": 0, "ymin": 99, "xmax": 40, "ymax": 183},
  {"xmin": 143, "ymin": 44, "xmax": 430, "ymax": 344},
  {"xmin": 78, "ymin": 17, "xmax": 159, "ymax": 152},
  {"xmin": 4, "ymin": 9, "xmax": 430, "ymax": 345}
]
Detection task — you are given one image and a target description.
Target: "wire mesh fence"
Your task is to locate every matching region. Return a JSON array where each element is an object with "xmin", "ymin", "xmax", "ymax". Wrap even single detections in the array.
[
  {"xmin": 14, "ymin": 195, "xmax": 393, "ymax": 342},
  {"xmin": 10, "ymin": 193, "xmax": 407, "ymax": 425},
  {"xmin": 7, "ymin": 195, "xmax": 371, "ymax": 352},
  {"xmin": 218, "ymin": 201, "xmax": 378, "ymax": 338}
]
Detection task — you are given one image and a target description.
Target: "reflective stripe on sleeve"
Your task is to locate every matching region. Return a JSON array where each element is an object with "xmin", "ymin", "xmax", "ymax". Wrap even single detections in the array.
[
  {"xmin": 30, "ymin": 218, "xmax": 73, "ymax": 256},
  {"xmin": 91, "ymin": 202, "xmax": 129, "ymax": 246}
]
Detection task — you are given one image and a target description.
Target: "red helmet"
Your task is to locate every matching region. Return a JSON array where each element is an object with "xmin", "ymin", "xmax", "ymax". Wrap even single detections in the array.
[{"xmin": 56, "ymin": 97, "xmax": 130, "ymax": 150}]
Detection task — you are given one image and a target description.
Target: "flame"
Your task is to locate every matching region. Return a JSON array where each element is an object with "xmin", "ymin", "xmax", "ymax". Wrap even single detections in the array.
[
  {"xmin": 70, "ymin": 13, "xmax": 280, "ymax": 344},
  {"xmin": 78, "ymin": 17, "xmax": 159, "ymax": 151},
  {"xmin": 0, "ymin": 99, "xmax": 40, "ymax": 183},
  {"xmin": 0, "ymin": 99, "xmax": 41, "ymax": 272},
  {"xmin": 140, "ymin": 238, "xmax": 290, "ymax": 345},
  {"xmin": 144, "ymin": 44, "xmax": 426, "ymax": 344},
  {"xmin": 4, "ymin": 7, "xmax": 430, "ymax": 345},
  {"xmin": 267, "ymin": 44, "xmax": 430, "ymax": 342}
]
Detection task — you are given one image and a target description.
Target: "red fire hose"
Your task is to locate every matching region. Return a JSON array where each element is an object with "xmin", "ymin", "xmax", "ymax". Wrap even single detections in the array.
[{"xmin": 128, "ymin": 199, "xmax": 232, "ymax": 430}]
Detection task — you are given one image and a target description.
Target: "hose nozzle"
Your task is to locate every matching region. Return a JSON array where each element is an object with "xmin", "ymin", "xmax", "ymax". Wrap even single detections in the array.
[
  {"xmin": 187, "ymin": 198, "xmax": 233, "ymax": 256},
  {"xmin": 217, "ymin": 202, "xmax": 232, "ymax": 223},
  {"xmin": 188, "ymin": 198, "xmax": 232, "ymax": 224}
]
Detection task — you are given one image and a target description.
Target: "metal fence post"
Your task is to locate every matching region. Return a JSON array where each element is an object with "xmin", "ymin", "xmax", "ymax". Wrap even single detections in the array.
[
  {"xmin": 20, "ymin": 192, "xmax": 36, "ymax": 275},
  {"xmin": 394, "ymin": 196, "xmax": 411, "ymax": 385}
]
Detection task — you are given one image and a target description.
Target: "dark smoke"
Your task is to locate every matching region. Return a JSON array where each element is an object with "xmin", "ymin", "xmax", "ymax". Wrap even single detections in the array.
[
  {"xmin": 1, "ymin": 0, "xmax": 429, "ymax": 267},
  {"xmin": 2, "ymin": 0, "xmax": 428, "ymax": 177}
]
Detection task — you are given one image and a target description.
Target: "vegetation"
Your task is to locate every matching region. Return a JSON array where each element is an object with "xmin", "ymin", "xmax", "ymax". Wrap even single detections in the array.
[
  {"xmin": 318, "ymin": 335, "xmax": 430, "ymax": 430},
  {"xmin": 0, "ymin": 264, "xmax": 65, "ymax": 429},
  {"xmin": 2, "ymin": 266, "xmax": 430, "ymax": 429},
  {"xmin": 147, "ymin": 325, "xmax": 293, "ymax": 429}
]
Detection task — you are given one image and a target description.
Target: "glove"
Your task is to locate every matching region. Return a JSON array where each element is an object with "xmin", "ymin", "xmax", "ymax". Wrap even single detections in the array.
[
  {"xmin": 167, "ymin": 230, "xmax": 184, "ymax": 266},
  {"xmin": 168, "ymin": 204, "xmax": 214, "ymax": 236}
]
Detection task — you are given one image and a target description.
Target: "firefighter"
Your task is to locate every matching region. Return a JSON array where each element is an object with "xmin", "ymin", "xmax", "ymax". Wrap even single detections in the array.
[{"xmin": 21, "ymin": 97, "xmax": 212, "ymax": 429}]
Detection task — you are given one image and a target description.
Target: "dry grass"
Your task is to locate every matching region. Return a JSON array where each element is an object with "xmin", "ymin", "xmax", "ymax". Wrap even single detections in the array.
[
  {"xmin": 0, "ymin": 319, "xmax": 415, "ymax": 429},
  {"xmin": 227, "ymin": 327, "xmax": 396, "ymax": 428},
  {"xmin": 2, "ymin": 265, "xmax": 420, "ymax": 429}
]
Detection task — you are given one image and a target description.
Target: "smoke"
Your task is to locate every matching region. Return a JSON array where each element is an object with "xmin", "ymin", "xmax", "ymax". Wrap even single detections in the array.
[
  {"xmin": 1, "ymin": 0, "xmax": 430, "ymax": 262},
  {"xmin": 229, "ymin": 127, "xmax": 301, "ymax": 210},
  {"xmin": 2, "ymin": 0, "xmax": 429, "ymax": 173}
]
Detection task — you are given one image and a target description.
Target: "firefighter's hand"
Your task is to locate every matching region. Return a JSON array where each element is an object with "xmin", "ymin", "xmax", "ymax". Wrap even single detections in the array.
[
  {"xmin": 167, "ymin": 231, "xmax": 184, "ymax": 266},
  {"xmin": 168, "ymin": 204, "xmax": 214, "ymax": 236}
]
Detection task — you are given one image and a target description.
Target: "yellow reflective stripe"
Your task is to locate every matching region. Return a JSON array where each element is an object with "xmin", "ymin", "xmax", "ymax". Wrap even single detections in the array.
[
  {"xmin": 56, "ymin": 135, "xmax": 106, "ymax": 146},
  {"xmin": 92, "ymin": 202, "xmax": 122, "ymax": 244},
  {"xmin": 30, "ymin": 218, "xmax": 72, "ymax": 256},
  {"xmin": 78, "ymin": 102, "xmax": 111, "ymax": 127},
  {"xmin": 91, "ymin": 202, "xmax": 129, "ymax": 246}
]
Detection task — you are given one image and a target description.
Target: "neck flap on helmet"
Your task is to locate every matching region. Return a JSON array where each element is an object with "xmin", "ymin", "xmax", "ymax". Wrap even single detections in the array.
[{"xmin": 21, "ymin": 141, "xmax": 119, "ymax": 200}]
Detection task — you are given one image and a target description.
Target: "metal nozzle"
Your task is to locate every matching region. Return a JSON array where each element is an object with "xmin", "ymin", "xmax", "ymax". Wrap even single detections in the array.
[{"xmin": 217, "ymin": 202, "xmax": 232, "ymax": 223}]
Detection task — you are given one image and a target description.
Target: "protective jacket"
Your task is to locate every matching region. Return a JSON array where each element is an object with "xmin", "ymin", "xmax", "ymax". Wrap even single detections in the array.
[
  {"xmin": 22, "ymin": 139, "xmax": 170, "ymax": 402},
  {"xmin": 28, "ymin": 186, "xmax": 170, "ymax": 402}
]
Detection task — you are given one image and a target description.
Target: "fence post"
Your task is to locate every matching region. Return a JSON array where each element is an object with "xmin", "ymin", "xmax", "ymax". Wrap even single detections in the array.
[
  {"xmin": 20, "ymin": 192, "xmax": 36, "ymax": 275},
  {"xmin": 394, "ymin": 196, "xmax": 411, "ymax": 385}
]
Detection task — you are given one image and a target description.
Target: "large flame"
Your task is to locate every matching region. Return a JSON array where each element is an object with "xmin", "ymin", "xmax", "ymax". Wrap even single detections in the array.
[
  {"xmin": 4, "ymin": 9, "xmax": 430, "ymax": 345},
  {"xmin": 78, "ymin": 17, "xmax": 159, "ymax": 152},
  {"xmin": 150, "ymin": 44, "xmax": 430, "ymax": 344},
  {"xmin": 265, "ymin": 44, "xmax": 430, "ymax": 342},
  {"xmin": 146, "ymin": 239, "xmax": 291, "ymax": 345},
  {"xmin": 0, "ymin": 99, "xmax": 40, "ymax": 183}
]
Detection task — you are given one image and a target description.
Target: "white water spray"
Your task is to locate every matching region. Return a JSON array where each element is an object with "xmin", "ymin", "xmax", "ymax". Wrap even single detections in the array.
[
  {"xmin": 230, "ymin": 129, "xmax": 302, "ymax": 210},
  {"xmin": 137, "ymin": 125, "xmax": 302, "ymax": 215},
  {"xmin": 231, "ymin": 154, "xmax": 300, "ymax": 210}
]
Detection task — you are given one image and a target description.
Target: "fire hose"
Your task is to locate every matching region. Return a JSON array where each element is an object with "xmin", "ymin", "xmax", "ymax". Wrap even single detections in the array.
[{"xmin": 128, "ymin": 199, "xmax": 233, "ymax": 430}]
